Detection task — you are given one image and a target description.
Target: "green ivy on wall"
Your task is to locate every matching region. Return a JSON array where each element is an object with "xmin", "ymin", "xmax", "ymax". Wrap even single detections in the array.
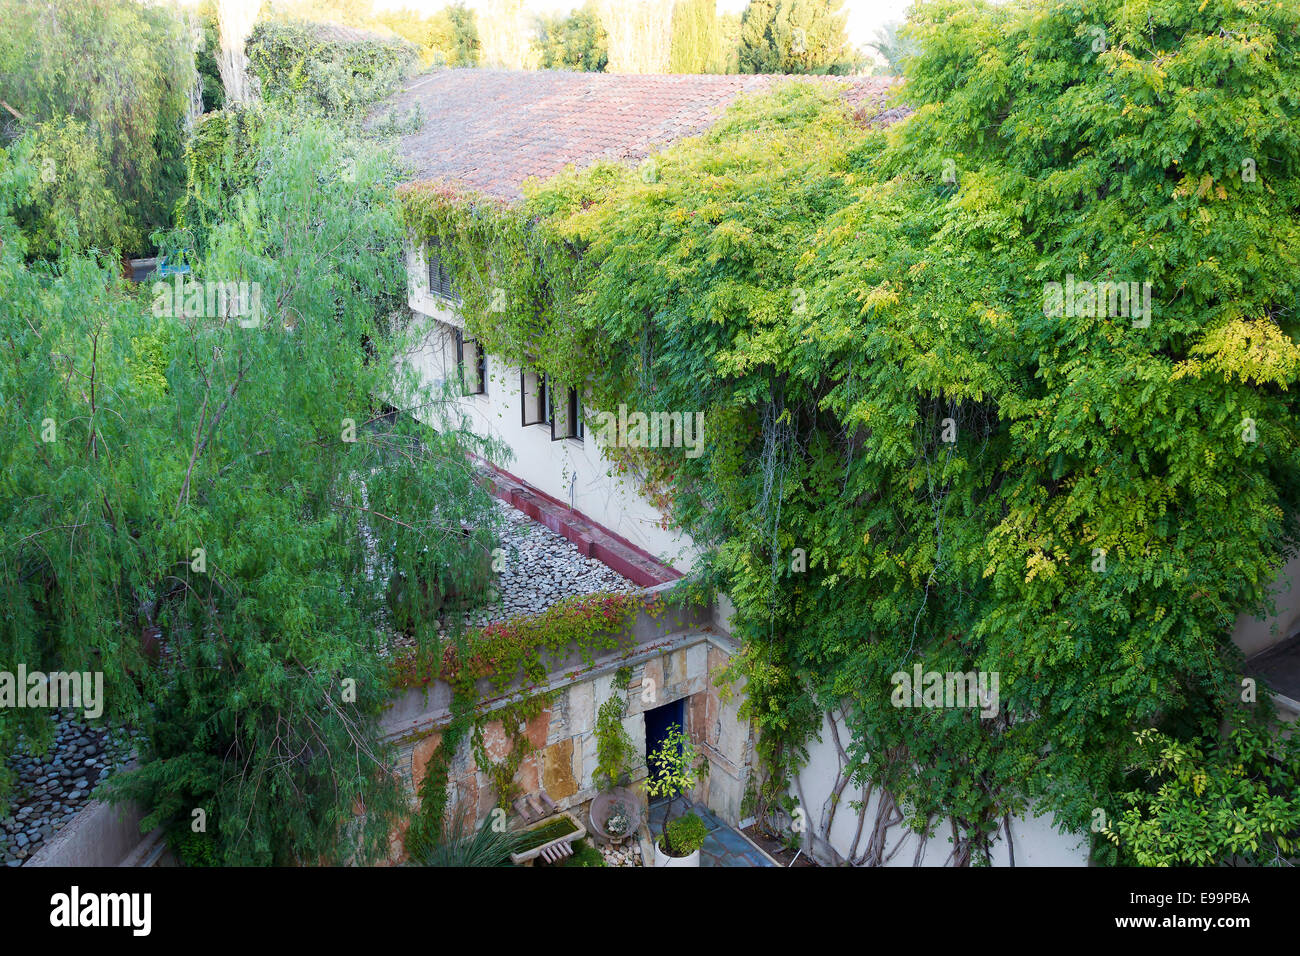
[{"xmin": 397, "ymin": 0, "xmax": 1300, "ymax": 865}]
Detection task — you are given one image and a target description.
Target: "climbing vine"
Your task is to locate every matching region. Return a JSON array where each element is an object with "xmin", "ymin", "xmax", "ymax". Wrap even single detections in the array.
[
  {"xmin": 397, "ymin": 590, "xmax": 662, "ymax": 850},
  {"xmin": 399, "ymin": 0, "xmax": 1300, "ymax": 865}
]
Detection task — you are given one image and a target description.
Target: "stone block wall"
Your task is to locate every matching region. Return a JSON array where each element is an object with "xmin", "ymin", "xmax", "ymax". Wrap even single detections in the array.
[{"xmin": 385, "ymin": 630, "xmax": 753, "ymax": 861}]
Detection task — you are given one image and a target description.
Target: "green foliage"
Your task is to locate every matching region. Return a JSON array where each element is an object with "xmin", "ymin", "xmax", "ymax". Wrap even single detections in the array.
[
  {"xmin": 376, "ymin": 3, "xmax": 482, "ymax": 68},
  {"xmin": 410, "ymin": 809, "xmax": 523, "ymax": 866},
  {"xmin": 0, "ymin": 0, "xmax": 195, "ymax": 255},
  {"xmin": 443, "ymin": 3, "xmax": 482, "ymax": 67},
  {"xmin": 644, "ymin": 723, "xmax": 702, "ymax": 801},
  {"xmin": 1102, "ymin": 710, "xmax": 1300, "ymax": 866},
  {"xmin": 561, "ymin": 838, "xmax": 607, "ymax": 866},
  {"xmin": 594, "ymin": 691, "xmax": 639, "ymax": 791},
  {"xmin": 401, "ymin": 0, "xmax": 1300, "ymax": 863},
  {"xmin": 390, "ymin": 591, "xmax": 649, "ymax": 694},
  {"xmin": 172, "ymin": 107, "xmax": 265, "ymax": 259},
  {"xmin": 247, "ymin": 19, "xmax": 418, "ymax": 120},
  {"xmin": 535, "ymin": 4, "xmax": 609, "ymax": 72},
  {"xmin": 169, "ymin": 826, "xmax": 219, "ymax": 867},
  {"xmin": 738, "ymin": 0, "xmax": 781, "ymax": 73},
  {"xmin": 194, "ymin": 1, "xmax": 227, "ymax": 111},
  {"xmin": 0, "ymin": 104, "xmax": 504, "ymax": 863},
  {"xmin": 405, "ymin": 703, "xmax": 473, "ymax": 855},
  {"xmin": 399, "ymin": 591, "xmax": 653, "ymax": 848},
  {"xmin": 739, "ymin": 0, "xmax": 853, "ymax": 74},
  {"xmin": 865, "ymin": 20, "xmax": 918, "ymax": 76},
  {"xmin": 670, "ymin": 0, "xmax": 718, "ymax": 73},
  {"xmin": 514, "ymin": 814, "xmax": 580, "ymax": 852},
  {"xmin": 708, "ymin": 12, "xmax": 744, "ymax": 74},
  {"xmin": 8, "ymin": 117, "xmax": 132, "ymax": 258},
  {"xmin": 662, "ymin": 810, "xmax": 707, "ymax": 856},
  {"xmin": 771, "ymin": 0, "xmax": 854, "ymax": 74}
]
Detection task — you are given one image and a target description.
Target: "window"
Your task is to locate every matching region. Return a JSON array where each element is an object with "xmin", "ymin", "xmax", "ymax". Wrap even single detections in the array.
[
  {"xmin": 426, "ymin": 240, "xmax": 458, "ymax": 301},
  {"xmin": 520, "ymin": 367, "xmax": 547, "ymax": 426},
  {"xmin": 550, "ymin": 384, "xmax": 583, "ymax": 442},
  {"xmin": 454, "ymin": 329, "xmax": 486, "ymax": 396}
]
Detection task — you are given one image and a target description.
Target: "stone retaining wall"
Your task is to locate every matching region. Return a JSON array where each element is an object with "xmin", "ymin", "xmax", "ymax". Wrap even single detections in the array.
[{"xmin": 381, "ymin": 585, "xmax": 754, "ymax": 862}]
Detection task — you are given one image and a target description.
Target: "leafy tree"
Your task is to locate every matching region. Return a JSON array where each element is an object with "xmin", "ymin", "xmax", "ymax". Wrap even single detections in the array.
[
  {"xmin": 0, "ymin": 0, "xmax": 195, "ymax": 255},
  {"xmin": 0, "ymin": 109, "xmax": 504, "ymax": 863},
  {"xmin": 246, "ymin": 19, "xmax": 418, "ymax": 120},
  {"xmin": 670, "ymin": 0, "xmax": 718, "ymax": 74},
  {"xmin": 444, "ymin": 2, "xmax": 482, "ymax": 67},
  {"xmin": 535, "ymin": 4, "xmax": 609, "ymax": 72},
  {"xmin": 708, "ymin": 11, "xmax": 743, "ymax": 74},
  {"xmin": 771, "ymin": 0, "xmax": 853, "ymax": 74},
  {"xmin": 8, "ymin": 117, "xmax": 132, "ymax": 259},
  {"xmin": 739, "ymin": 0, "xmax": 851, "ymax": 74},
  {"xmin": 1103, "ymin": 711, "xmax": 1300, "ymax": 866},
  {"xmin": 738, "ymin": 0, "xmax": 781, "ymax": 73}
]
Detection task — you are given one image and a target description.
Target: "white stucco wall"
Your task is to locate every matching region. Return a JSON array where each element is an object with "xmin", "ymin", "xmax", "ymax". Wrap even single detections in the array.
[
  {"xmin": 402, "ymin": 243, "xmax": 697, "ymax": 570},
  {"xmin": 1231, "ymin": 554, "xmax": 1300, "ymax": 659},
  {"xmin": 791, "ymin": 712, "xmax": 1090, "ymax": 867}
]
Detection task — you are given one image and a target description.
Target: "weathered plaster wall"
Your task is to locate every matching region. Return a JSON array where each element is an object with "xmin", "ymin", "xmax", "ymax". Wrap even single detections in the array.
[
  {"xmin": 1232, "ymin": 554, "xmax": 1300, "ymax": 659},
  {"xmin": 384, "ymin": 632, "xmax": 753, "ymax": 852},
  {"xmin": 380, "ymin": 584, "xmax": 754, "ymax": 862}
]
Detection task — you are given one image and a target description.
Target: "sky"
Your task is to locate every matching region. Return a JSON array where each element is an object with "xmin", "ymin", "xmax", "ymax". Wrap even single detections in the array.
[{"xmin": 370, "ymin": 0, "xmax": 917, "ymax": 47}]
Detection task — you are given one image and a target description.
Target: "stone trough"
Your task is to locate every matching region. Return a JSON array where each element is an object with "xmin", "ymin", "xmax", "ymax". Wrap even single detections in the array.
[{"xmin": 508, "ymin": 810, "xmax": 585, "ymax": 866}]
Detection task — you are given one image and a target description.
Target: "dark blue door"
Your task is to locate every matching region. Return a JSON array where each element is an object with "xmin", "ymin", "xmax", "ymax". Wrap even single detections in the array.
[{"xmin": 644, "ymin": 698, "xmax": 685, "ymax": 798}]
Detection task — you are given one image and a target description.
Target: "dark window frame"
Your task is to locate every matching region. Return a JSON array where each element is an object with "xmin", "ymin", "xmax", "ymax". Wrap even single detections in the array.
[
  {"xmin": 520, "ymin": 367, "xmax": 547, "ymax": 427},
  {"xmin": 453, "ymin": 328, "xmax": 486, "ymax": 396},
  {"xmin": 549, "ymin": 384, "xmax": 583, "ymax": 443},
  {"xmin": 426, "ymin": 240, "xmax": 459, "ymax": 302}
]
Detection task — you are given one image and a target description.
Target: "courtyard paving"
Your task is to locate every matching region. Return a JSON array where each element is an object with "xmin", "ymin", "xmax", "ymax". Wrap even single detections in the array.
[{"xmin": 649, "ymin": 800, "xmax": 777, "ymax": 867}]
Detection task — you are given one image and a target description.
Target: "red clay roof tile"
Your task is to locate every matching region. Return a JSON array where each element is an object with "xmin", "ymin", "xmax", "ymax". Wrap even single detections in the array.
[{"xmin": 380, "ymin": 68, "xmax": 898, "ymax": 200}]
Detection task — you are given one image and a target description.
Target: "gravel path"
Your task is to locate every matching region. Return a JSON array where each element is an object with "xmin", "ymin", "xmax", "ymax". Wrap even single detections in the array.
[{"xmin": 466, "ymin": 498, "xmax": 636, "ymax": 624}]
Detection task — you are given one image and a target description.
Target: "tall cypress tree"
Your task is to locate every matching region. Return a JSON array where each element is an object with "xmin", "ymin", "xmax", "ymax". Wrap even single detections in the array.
[{"xmin": 669, "ymin": 0, "xmax": 717, "ymax": 73}]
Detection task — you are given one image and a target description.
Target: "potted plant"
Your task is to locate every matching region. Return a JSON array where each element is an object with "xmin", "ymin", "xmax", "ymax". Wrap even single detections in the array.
[
  {"xmin": 643, "ymin": 723, "xmax": 707, "ymax": 867},
  {"xmin": 654, "ymin": 811, "xmax": 707, "ymax": 868}
]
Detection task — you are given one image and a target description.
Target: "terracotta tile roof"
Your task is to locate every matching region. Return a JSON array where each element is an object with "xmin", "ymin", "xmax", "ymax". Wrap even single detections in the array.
[{"xmin": 380, "ymin": 69, "xmax": 899, "ymax": 200}]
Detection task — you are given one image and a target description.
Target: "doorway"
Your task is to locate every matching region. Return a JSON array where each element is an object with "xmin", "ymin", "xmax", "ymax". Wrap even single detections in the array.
[{"xmin": 643, "ymin": 697, "xmax": 686, "ymax": 798}]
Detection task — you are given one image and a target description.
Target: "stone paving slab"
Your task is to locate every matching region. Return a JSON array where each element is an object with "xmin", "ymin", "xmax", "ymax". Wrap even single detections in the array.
[{"xmin": 649, "ymin": 799, "xmax": 775, "ymax": 868}]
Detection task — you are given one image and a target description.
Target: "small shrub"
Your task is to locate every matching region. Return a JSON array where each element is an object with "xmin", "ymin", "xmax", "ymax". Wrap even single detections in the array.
[
  {"xmin": 409, "ymin": 812, "xmax": 522, "ymax": 867},
  {"xmin": 662, "ymin": 811, "xmax": 707, "ymax": 857},
  {"xmin": 560, "ymin": 838, "xmax": 607, "ymax": 867}
]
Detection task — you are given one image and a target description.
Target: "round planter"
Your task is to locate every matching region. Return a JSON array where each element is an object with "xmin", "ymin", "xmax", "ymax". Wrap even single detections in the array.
[
  {"xmin": 589, "ymin": 788, "xmax": 640, "ymax": 846},
  {"xmin": 653, "ymin": 842, "xmax": 701, "ymax": 868}
]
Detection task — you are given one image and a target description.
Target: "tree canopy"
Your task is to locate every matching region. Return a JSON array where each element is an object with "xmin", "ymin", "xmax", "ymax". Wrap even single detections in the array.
[
  {"xmin": 0, "ymin": 0, "xmax": 195, "ymax": 256},
  {"xmin": 404, "ymin": 0, "xmax": 1300, "ymax": 863}
]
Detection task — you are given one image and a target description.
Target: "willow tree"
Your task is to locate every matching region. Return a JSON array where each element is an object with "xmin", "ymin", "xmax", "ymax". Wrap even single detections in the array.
[
  {"xmin": 0, "ymin": 113, "xmax": 503, "ymax": 864},
  {"xmin": 670, "ymin": 0, "xmax": 718, "ymax": 73}
]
